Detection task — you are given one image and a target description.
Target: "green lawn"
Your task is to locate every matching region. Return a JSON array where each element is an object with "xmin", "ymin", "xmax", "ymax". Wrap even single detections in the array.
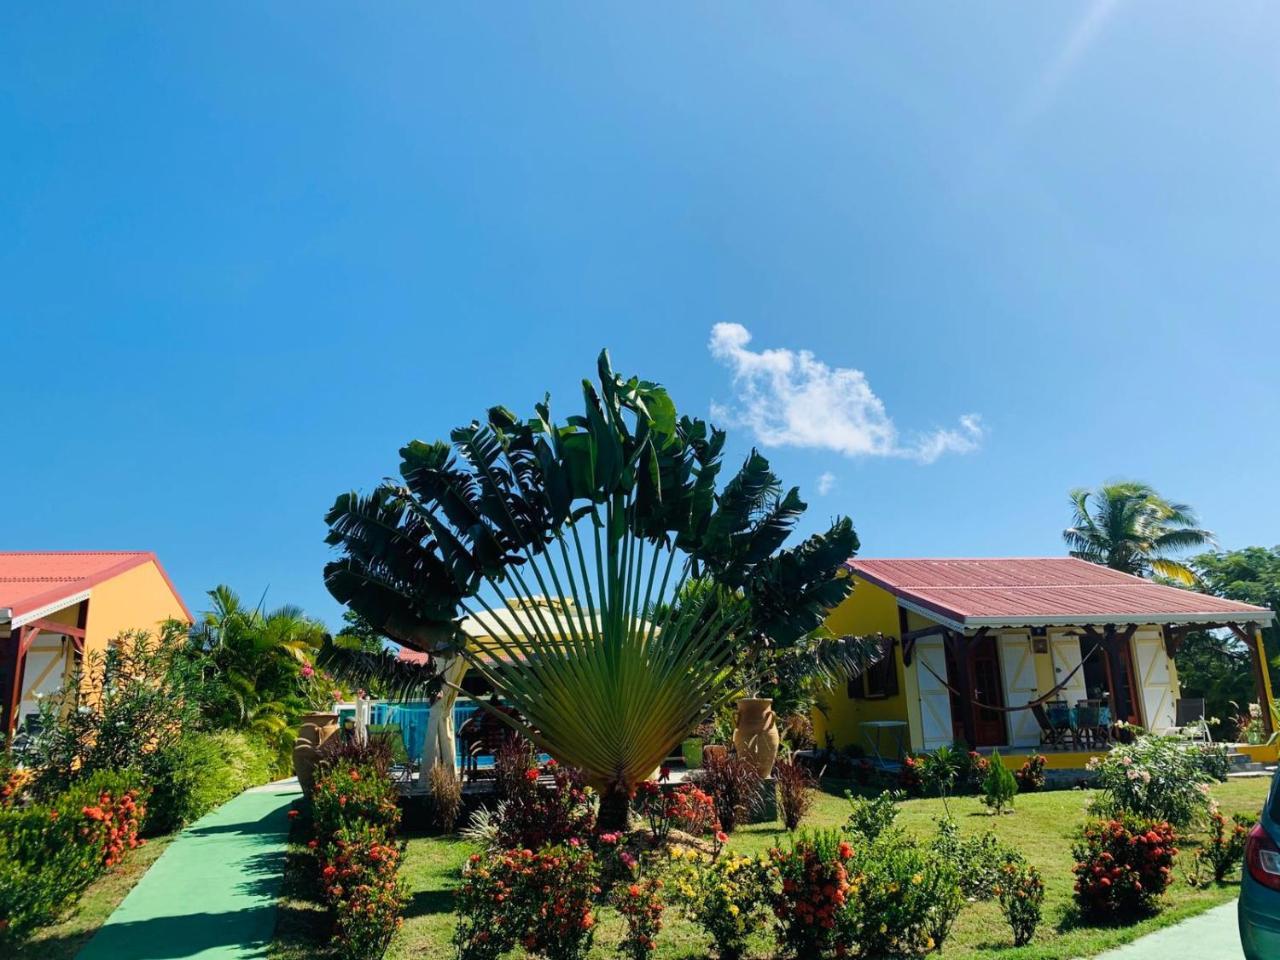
[{"xmin": 272, "ymin": 778, "xmax": 1269, "ymax": 960}]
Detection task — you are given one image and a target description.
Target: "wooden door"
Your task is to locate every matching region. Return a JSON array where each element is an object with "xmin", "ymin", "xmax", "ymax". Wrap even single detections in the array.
[
  {"xmin": 1133, "ymin": 629, "xmax": 1176, "ymax": 731},
  {"xmin": 915, "ymin": 637, "xmax": 955, "ymax": 750},
  {"xmin": 998, "ymin": 634, "xmax": 1041, "ymax": 748},
  {"xmin": 970, "ymin": 636, "xmax": 1007, "ymax": 746}
]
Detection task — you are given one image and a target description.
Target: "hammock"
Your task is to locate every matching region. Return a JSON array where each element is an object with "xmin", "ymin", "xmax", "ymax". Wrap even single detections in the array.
[{"xmin": 915, "ymin": 642, "xmax": 1102, "ymax": 714}]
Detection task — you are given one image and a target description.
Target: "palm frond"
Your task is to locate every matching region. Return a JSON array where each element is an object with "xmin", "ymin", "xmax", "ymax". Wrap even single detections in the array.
[{"xmin": 317, "ymin": 638, "xmax": 445, "ymax": 703}]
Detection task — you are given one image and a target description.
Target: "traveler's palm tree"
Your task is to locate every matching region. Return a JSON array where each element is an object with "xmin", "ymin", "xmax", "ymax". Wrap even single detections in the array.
[
  {"xmin": 1063, "ymin": 482, "xmax": 1216, "ymax": 585},
  {"xmin": 320, "ymin": 351, "xmax": 875, "ymax": 816}
]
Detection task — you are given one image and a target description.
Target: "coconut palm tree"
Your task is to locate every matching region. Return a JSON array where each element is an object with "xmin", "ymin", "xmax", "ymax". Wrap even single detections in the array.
[
  {"xmin": 1063, "ymin": 481, "xmax": 1216, "ymax": 584},
  {"xmin": 319, "ymin": 351, "xmax": 870, "ymax": 824}
]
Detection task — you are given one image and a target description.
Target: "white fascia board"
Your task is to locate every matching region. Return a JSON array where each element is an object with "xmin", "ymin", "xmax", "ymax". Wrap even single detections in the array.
[
  {"xmin": 11, "ymin": 590, "xmax": 91, "ymax": 629},
  {"xmin": 895, "ymin": 597, "xmax": 966, "ymax": 633},
  {"xmin": 962, "ymin": 610, "xmax": 1275, "ymax": 630}
]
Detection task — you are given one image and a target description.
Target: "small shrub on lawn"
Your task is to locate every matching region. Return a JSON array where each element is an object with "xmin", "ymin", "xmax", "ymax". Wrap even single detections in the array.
[
  {"xmin": 958, "ymin": 749, "xmax": 992, "ymax": 793},
  {"xmin": 692, "ymin": 752, "xmax": 762, "ymax": 833},
  {"xmin": 1204, "ymin": 805, "xmax": 1252, "ymax": 882},
  {"xmin": 1014, "ymin": 754, "xmax": 1047, "ymax": 793},
  {"xmin": 427, "ymin": 760, "xmax": 463, "ymax": 834},
  {"xmin": 1088, "ymin": 734, "xmax": 1213, "ymax": 827},
  {"xmin": 612, "ymin": 875, "xmax": 665, "ymax": 960},
  {"xmin": 982, "ymin": 751, "xmax": 1018, "ymax": 814},
  {"xmin": 996, "ymin": 859, "xmax": 1044, "ymax": 946},
  {"xmin": 0, "ymin": 771, "xmax": 148, "ymax": 944},
  {"xmin": 769, "ymin": 829, "xmax": 854, "ymax": 958},
  {"xmin": 493, "ymin": 735, "xmax": 538, "ymax": 803},
  {"xmin": 454, "ymin": 844, "xmax": 599, "ymax": 960},
  {"xmin": 313, "ymin": 762, "xmax": 400, "ymax": 844},
  {"xmin": 669, "ymin": 850, "xmax": 772, "ymax": 960},
  {"xmin": 931, "ymin": 817, "xmax": 1018, "ymax": 900},
  {"xmin": 494, "ymin": 760, "xmax": 595, "ymax": 850},
  {"xmin": 635, "ymin": 782, "xmax": 719, "ymax": 845},
  {"xmin": 775, "ymin": 757, "xmax": 815, "ymax": 831},
  {"xmin": 897, "ymin": 753, "xmax": 925, "ymax": 796},
  {"xmin": 1073, "ymin": 817, "xmax": 1178, "ymax": 918},
  {"xmin": 844, "ymin": 789, "xmax": 902, "ymax": 842},
  {"xmin": 849, "ymin": 833, "xmax": 962, "ymax": 957},
  {"xmin": 1196, "ymin": 744, "xmax": 1231, "ymax": 782},
  {"xmin": 320, "ymin": 823, "xmax": 406, "ymax": 960}
]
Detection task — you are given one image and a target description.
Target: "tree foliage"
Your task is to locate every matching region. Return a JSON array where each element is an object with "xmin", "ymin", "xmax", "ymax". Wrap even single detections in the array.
[{"xmin": 1063, "ymin": 481, "xmax": 1216, "ymax": 584}]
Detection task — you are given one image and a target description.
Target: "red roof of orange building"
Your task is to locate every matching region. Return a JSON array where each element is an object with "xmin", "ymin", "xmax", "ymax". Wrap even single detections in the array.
[
  {"xmin": 0, "ymin": 551, "xmax": 191, "ymax": 622},
  {"xmin": 845, "ymin": 557, "xmax": 1273, "ymax": 630}
]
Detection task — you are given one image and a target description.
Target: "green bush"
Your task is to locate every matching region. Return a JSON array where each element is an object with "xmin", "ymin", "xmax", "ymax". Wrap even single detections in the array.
[
  {"xmin": 931, "ymin": 817, "xmax": 1018, "ymax": 900},
  {"xmin": 982, "ymin": 751, "xmax": 1018, "ymax": 814},
  {"xmin": 996, "ymin": 860, "xmax": 1045, "ymax": 946},
  {"xmin": 1088, "ymin": 734, "xmax": 1214, "ymax": 826},
  {"xmin": 844, "ymin": 788, "xmax": 902, "ymax": 841},
  {"xmin": 0, "ymin": 771, "xmax": 148, "ymax": 944},
  {"xmin": 313, "ymin": 762, "xmax": 401, "ymax": 845},
  {"xmin": 847, "ymin": 832, "xmax": 963, "ymax": 957},
  {"xmin": 145, "ymin": 731, "xmax": 275, "ymax": 834}
]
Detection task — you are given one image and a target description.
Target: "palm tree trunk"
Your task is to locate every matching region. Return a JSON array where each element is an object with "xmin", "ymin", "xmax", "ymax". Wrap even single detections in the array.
[{"xmin": 597, "ymin": 784, "xmax": 631, "ymax": 832}]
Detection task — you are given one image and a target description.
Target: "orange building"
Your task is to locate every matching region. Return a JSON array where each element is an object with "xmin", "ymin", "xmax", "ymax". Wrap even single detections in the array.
[{"xmin": 0, "ymin": 552, "xmax": 192, "ymax": 736}]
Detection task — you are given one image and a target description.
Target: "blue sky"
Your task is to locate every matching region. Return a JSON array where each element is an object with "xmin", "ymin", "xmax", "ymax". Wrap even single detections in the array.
[{"xmin": 4, "ymin": 4, "xmax": 1278, "ymax": 628}]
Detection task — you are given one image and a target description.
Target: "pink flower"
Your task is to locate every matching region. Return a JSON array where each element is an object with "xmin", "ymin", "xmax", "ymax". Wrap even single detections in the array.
[{"xmin": 301, "ymin": 664, "xmax": 315, "ymax": 678}]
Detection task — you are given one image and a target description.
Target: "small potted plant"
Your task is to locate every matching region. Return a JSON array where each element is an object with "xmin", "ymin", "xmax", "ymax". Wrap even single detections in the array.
[{"xmin": 698, "ymin": 711, "xmax": 733, "ymax": 765}]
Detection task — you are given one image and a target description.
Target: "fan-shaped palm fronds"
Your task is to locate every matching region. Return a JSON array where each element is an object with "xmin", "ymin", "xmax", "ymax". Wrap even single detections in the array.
[
  {"xmin": 1064, "ymin": 482, "xmax": 1216, "ymax": 584},
  {"xmin": 322, "ymin": 350, "xmax": 858, "ymax": 805}
]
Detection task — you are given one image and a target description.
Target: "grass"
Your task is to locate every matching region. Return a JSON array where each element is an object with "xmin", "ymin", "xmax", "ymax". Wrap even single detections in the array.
[
  {"xmin": 271, "ymin": 777, "xmax": 1269, "ymax": 960},
  {"xmin": 11, "ymin": 833, "xmax": 176, "ymax": 960}
]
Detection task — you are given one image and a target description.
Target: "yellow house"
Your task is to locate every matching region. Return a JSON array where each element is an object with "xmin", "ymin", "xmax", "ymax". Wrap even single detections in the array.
[
  {"xmin": 814, "ymin": 558, "xmax": 1277, "ymax": 764},
  {"xmin": 0, "ymin": 551, "xmax": 192, "ymax": 736}
]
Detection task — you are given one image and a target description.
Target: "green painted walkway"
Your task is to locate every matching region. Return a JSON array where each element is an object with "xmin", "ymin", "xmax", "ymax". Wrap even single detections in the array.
[
  {"xmin": 1093, "ymin": 902, "xmax": 1242, "ymax": 960},
  {"xmin": 77, "ymin": 781, "xmax": 300, "ymax": 960}
]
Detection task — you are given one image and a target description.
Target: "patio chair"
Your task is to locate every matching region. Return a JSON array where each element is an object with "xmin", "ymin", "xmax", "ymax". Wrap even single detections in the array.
[
  {"xmin": 1170, "ymin": 697, "xmax": 1210, "ymax": 743},
  {"xmin": 1075, "ymin": 703, "xmax": 1103, "ymax": 750},
  {"xmin": 1032, "ymin": 703, "xmax": 1068, "ymax": 749}
]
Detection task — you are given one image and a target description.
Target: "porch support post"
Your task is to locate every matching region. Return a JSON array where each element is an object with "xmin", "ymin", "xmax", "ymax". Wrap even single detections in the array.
[
  {"xmin": 1, "ymin": 625, "xmax": 37, "ymax": 740},
  {"xmin": 945, "ymin": 629, "xmax": 978, "ymax": 749},
  {"xmin": 1090, "ymin": 624, "xmax": 1135, "ymax": 723},
  {"xmin": 1229, "ymin": 622, "xmax": 1276, "ymax": 738}
]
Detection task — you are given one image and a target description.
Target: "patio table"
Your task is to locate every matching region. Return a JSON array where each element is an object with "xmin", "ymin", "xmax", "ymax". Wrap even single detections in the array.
[{"xmin": 860, "ymin": 720, "xmax": 909, "ymax": 766}]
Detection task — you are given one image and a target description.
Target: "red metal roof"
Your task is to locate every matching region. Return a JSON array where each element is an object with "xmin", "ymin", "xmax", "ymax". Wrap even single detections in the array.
[
  {"xmin": 845, "ymin": 557, "xmax": 1273, "ymax": 629},
  {"xmin": 0, "ymin": 551, "xmax": 192, "ymax": 622}
]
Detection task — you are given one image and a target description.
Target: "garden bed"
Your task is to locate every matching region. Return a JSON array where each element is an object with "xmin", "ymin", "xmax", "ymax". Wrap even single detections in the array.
[{"xmin": 269, "ymin": 776, "xmax": 1267, "ymax": 959}]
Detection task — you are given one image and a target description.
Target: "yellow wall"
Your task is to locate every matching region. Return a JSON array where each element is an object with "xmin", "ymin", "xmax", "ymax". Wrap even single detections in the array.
[
  {"xmin": 84, "ymin": 560, "xmax": 191, "ymax": 658},
  {"xmin": 812, "ymin": 577, "xmax": 912, "ymax": 750}
]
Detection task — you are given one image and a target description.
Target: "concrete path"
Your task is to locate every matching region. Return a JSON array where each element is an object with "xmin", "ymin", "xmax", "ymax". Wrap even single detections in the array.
[
  {"xmin": 77, "ymin": 780, "xmax": 300, "ymax": 960},
  {"xmin": 1092, "ymin": 901, "xmax": 1242, "ymax": 960}
]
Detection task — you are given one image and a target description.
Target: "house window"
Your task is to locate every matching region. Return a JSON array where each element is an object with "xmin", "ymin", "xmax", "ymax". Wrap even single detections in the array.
[{"xmin": 847, "ymin": 639, "xmax": 898, "ymax": 700}]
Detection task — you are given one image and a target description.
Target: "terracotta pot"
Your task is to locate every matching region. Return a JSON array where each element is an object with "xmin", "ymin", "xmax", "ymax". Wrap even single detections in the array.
[
  {"xmin": 299, "ymin": 712, "xmax": 339, "ymax": 745},
  {"xmin": 702, "ymin": 744, "xmax": 728, "ymax": 764},
  {"xmin": 733, "ymin": 698, "xmax": 780, "ymax": 778}
]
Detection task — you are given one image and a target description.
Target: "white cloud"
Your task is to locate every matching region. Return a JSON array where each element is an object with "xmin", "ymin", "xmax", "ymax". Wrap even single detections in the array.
[
  {"xmin": 708, "ymin": 323, "xmax": 984, "ymax": 465},
  {"xmin": 817, "ymin": 471, "xmax": 837, "ymax": 496}
]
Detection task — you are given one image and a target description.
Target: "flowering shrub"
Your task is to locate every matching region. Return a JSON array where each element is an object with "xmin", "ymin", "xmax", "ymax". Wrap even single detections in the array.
[
  {"xmin": 670, "ymin": 849, "xmax": 772, "ymax": 960},
  {"xmin": 930, "ymin": 817, "xmax": 1014, "ymax": 900},
  {"xmin": 844, "ymin": 789, "xmax": 901, "ymax": 842},
  {"xmin": 1014, "ymin": 754, "xmax": 1047, "ymax": 793},
  {"xmin": 1088, "ymin": 734, "xmax": 1213, "ymax": 827},
  {"xmin": 996, "ymin": 860, "xmax": 1044, "ymax": 946},
  {"xmin": 453, "ymin": 844, "xmax": 599, "ymax": 960},
  {"xmin": 1203, "ymin": 806, "xmax": 1252, "ymax": 882},
  {"xmin": 313, "ymin": 762, "xmax": 401, "ymax": 844},
  {"xmin": 613, "ymin": 875, "xmax": 665, "ymax": 960},
  {"xmin": 320, "ymin": 823, "xmax": 406, "ymax": 960},
  {"xmin": 958, "ymin": 750, "xmax": 992, "ymax": 792},
  {"xmin": 0, "ymin": 765, "xmax": 32, "ymax": 810},
  {"xmin": 0, "ymin": 771, "xmax": 148, "ymax": 944},
  {"xmin": 1073, "ymin": 817, "xmax": 1178, "ymax": 917},
  {"xmin": 848, "ymin": 835, "xmax": 960, "ymax": 958},
  {"xmin": 494, "ymin": 761, "xmax": 596, "ymax": 850},
  {"xmin": 897, "ymin": 754, "xmax": 925, "ymax": 796},
  {"xmin": 635, "ymin": 782, "xmax": 719, "ymax": 844},
  {"xmin": 770, "ymin": 829, "xmax": 855, "ymax": 957}
]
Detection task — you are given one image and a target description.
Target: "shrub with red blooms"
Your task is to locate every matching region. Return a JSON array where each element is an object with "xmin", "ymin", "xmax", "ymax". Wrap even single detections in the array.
[
  {"xmin": 613, "ymin": 876, "xmax": 665, "ymax": 960},
  {"xmin": 0, "ymin": 771, "xmax": 148, "ymax": 944},
  {"xmin": 320, "ymin": 823, "xmax": 406, "ymax": 960},
  {"xmin": 453, "ymin": 844, "xmax": 599, "ymax": 960},
  {"xmin": 769, "ymin": 829, "xmax": 855, "ymax": 957},
  {"xmin": 635, "ymin": 782, "xmax": 719, "ymax": 844},
  {"xmin": 897, "ymin": 754, "xmax": 924, "ymax": 796},
  {"xmin": 1014, "ymin": 755, "xmax": 1047, "ymax": 793},
  {"xmin": 494, "ymin": 760, "xmax": 596, "ymax": 851},
  {"xmin": 1204, "ymin": 807, "xmax": 1252, "ymax": 882},
  {"xmin": 312, "ymin": 761, "xmax": 400, "ymax": 845},
  {"xmin": 1073, "ymin": 817, "xmax": 1178, "ymax": 917}
]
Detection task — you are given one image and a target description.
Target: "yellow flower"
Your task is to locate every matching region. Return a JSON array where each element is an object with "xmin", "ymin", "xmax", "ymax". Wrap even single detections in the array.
[{"xmin": 911, "ymin": 873, "xmax": 923, "ymax": 885}]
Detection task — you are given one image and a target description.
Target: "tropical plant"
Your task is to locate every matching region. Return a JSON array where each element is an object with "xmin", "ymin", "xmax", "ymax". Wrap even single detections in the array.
[
  {"xmin": 982, "ymin": 752, "xmax": 1018, "ymax": 814},
  {"xmin": 775, "ymin": 756, "xmax": 815, "ymax": 830},
  {"xmin": 183, "ymin": 585, "xmax": 329, "ymax": 741},
  {"xmin": 1088, "ymin": 734, "xmax": 1214, "ymax": 827},
  {"xmin": 427, "ymin": 760, "xmax": 464, "ymax": 833},
  {"xmin": 1063, "ymin": 481, "xmax": 1215, "ymax": 584},
  {"xmin": 996, "ymin": 860, "xmax": 1044, "ymax": 947},
  {"xmin": 319, "ymin": 352, "xmax": 865, "ymax": 823},
  {"xmin": 692, "ymin": 752, "xmax": 763, "ymax": 833},
  {"xmin": 844, "ymin": 789, "xmax": 901, "ymax": 842}
]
